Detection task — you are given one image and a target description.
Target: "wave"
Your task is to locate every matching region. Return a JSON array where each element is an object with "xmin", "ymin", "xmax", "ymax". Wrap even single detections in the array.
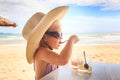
[{"xmin": 0, "ymin": 32, "xmax": 120, "ymax": 45}]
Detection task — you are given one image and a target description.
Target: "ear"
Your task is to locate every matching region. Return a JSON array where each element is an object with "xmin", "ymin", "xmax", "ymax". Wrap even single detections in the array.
[{"xmin": 42, "ymin": 35, "xmax": 47, "ymax": 41}]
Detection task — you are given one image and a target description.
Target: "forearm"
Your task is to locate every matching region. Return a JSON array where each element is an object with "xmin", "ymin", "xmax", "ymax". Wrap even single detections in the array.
[{"xmin": 60, "ymin": 39, "xmax": 74, "ymax": 64}]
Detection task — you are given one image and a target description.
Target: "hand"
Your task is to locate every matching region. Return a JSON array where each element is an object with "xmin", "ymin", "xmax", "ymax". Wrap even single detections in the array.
[{"xmin": 69, "ymin": 35, "xmax": 80, "ymax": 44}]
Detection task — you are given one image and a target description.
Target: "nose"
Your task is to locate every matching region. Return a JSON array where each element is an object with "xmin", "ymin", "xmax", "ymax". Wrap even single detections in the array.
[{"xmin": 60, "ymin": 36, "xmax": 62, "ymax": 39}]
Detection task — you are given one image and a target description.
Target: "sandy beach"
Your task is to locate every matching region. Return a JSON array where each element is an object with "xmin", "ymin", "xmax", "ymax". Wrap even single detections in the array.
[
  {"xmin": 0, "ymin": 46, "xmax": 34, "ymax": 80},
  {"xmin": 0, "ymin": 44, "xmax": 120, "ymax": 80}
]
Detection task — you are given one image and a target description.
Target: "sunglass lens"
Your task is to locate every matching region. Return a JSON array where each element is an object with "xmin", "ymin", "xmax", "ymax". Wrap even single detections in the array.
[{"xmin": 45, "ymin": 31, "xmax": 62, "ymax": 39}]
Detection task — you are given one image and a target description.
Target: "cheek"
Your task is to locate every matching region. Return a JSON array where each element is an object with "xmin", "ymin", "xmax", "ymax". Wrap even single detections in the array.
[
  {"xmin": 53, "ymin": 39, "xmax": 59, "ymax": 45},
  {"xmin": 51, "ymin": 39, "xmax": 60, "ymax": 48}
]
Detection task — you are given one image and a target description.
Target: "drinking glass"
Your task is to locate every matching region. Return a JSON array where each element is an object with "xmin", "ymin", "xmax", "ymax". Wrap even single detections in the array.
[
  {"xmin": 71, "ymin": 55, "xmax": 78, "ymax": 69},
  {"xmin": 77, "ymin": 53, "xmax": 92, "ymax": 75}
]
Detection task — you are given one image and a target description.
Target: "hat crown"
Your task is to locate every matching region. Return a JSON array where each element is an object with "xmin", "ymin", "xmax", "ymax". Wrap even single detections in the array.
[{"xmin": 22, "ymin": 12, "xmax": 45, "ymax": 40}]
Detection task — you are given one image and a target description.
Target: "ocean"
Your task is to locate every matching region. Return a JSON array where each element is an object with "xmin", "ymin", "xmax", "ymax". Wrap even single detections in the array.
[
  {"xmin": 0, "ymin": 33, "xmax": 26, "ymax": 46},
  {"xmin": 0, "ymin": 32, "xmax": 120, "ymax": 46}
]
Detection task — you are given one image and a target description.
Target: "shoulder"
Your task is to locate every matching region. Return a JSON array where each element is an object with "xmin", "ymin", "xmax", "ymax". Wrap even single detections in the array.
[{"xmin": 34, "ymin": 47, "xmax": 51, "ymax": 59}]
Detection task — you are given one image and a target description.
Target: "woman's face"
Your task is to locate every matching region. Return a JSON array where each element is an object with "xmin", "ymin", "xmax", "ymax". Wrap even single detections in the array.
[{"xmin": 44, "ymin": 20, "xmax": 62, "ymax": 49}]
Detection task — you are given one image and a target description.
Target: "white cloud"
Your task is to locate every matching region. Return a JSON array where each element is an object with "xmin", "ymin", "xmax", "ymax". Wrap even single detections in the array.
[
  {"xmin": 0, "ymin": 0, "xmax": 53, "ymax": 15},
  {"xmin": 75, "ymin": 0, "xmax": 106, "ymax": 6},
  {"xmin": 0, "ymin": 0, "xmax": 57, "ymax": 28},
  {"xmin": 0, "ymin": 0, "xmax": 120, "ymax": 33},
  {"xmin": 47, "ymin": 0, "xmax": 120, "ymax": 10},
  {"xmin": 62, "ymin": 15, "xmax": 120, "ymax": 33},
  {"xmin": 0, "ymin": 0, "xmax": 120, "ymax": 17},
  {"xmin": 101, "ymin": 0, "xmax": 120, "ymax": 10}
]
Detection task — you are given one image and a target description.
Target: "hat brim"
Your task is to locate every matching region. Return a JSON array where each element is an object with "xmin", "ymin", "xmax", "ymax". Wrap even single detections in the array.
[{"xmin": 26, "ymin": 6, "xmax": 69, "ymax": 64}]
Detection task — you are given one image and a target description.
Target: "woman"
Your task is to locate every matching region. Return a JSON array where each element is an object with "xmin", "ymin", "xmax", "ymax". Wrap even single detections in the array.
[{"xmin": 22, "ymin": 6, "xmax": 79, "ymax": 80}]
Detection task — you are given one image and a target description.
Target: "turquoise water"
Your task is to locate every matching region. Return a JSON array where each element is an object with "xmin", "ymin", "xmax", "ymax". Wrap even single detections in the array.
[
  {"xmin": 0, "ymin": 33, "xmax": 26, "ymax": 45},
  {"xmin": 0, "ymin": 32, "xmax": 120, "ymax": 45},
  {"xmin": 63, "ymin": 32, "xmax": 120, "ymax": 45}
]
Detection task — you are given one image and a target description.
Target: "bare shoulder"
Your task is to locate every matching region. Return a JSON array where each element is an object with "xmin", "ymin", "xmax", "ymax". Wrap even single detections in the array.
[
  {"xmin": 34, "ymin": 47, "xmax": 51, "ymax": 59},
  {"xmin": 35, "ymin": 47, "xmax": 47, "ymax": 56}
]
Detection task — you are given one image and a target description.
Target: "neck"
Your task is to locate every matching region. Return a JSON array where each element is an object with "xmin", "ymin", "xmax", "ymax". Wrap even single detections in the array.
[
  {"xmin": 45, "ymin": 42, "xmax": 53, "ymax": 50},
  {"xmin": 41, "ymin": 39, "xmax": 53, "ymax": 50}
]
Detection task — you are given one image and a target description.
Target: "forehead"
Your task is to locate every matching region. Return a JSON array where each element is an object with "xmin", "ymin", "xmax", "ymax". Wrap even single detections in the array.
[{"xmin": 48, "ymin": 20, "xmax": 62, "ymax": 31}]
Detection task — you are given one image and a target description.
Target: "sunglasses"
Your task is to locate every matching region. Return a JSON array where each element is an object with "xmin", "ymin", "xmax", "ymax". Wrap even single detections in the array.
[{"xmin": 45, "ymin": 31, "xmax": 62, "ymax": 39}]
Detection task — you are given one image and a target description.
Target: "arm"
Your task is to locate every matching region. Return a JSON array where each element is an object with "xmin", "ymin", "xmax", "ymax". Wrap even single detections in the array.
[
  {"xmin": 59, "ymin": 35, "xmax": 79, "ymax": 65},
  {"xmin": 38, "ymin": 35, "xmax": 79, "ymax": 65}
]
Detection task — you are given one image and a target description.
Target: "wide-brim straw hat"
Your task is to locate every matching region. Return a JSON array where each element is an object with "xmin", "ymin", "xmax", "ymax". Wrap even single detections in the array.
[{"xmin": 22, "ymin": 6, "xmax": 69, "ymax": 64}]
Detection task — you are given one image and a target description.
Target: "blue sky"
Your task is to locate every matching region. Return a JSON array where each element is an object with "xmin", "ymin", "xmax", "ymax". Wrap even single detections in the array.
[{"xmin": 0, "ymin": 0, "xmax": 120, "ymax": 34}]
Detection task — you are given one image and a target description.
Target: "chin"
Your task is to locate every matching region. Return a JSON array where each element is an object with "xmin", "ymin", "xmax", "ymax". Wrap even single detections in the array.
[
  {"xmin": 53, "ymin": 44, "xmax": 60, "ymax": 49},
  {"xmin": 56, "ymin": 46, "xmax": 59, "ymax": 49},
  {"xmin": 55, "ymin": 46, "xmax": 59, "ymax": 49}
]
